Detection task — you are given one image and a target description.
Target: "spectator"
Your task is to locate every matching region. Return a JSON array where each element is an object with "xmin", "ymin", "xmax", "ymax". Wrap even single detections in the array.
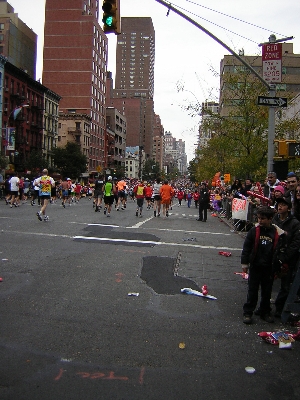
[
  {"xmin": 272, "ymin": 197, "xmax": 300, "ymax": 318},
  {"xmin": 241, "ymin": 206, "xmax": 286, "ymax": 324},
  {"xmin": 271, "ymin": 185, "xmax": 285, "ymax": 207},
  {"xmin": 263, "ymin": 172, "xmax": 280, "ymax": 199},
  {"xmin": 293, "ymin": 183, "xmax": 300, "ymax": 221},
  {"xmin": 284, "ymin": 172, "xmax": 298, "ymax": 215},
  {"xmin": 230, "ymin": 179, "xmax": 243, "ymax": 193},
  {"xmin": 197, "ymin": 182, "xmax": 210, "ymax": 222}
]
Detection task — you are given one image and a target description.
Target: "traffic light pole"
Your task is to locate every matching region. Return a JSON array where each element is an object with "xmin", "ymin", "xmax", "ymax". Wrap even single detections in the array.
[{"xmin": 155, "ymin": 0, "xmax": 290, "ymax": 174}]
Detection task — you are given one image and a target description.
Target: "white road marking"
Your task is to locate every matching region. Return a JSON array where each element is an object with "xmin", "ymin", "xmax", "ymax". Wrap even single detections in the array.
[
  {"xmin": 87, "ymin": 223, "xmax": 120, "ymax": 228},
  {"xmin": 128, "ymin": 216, "xmax": 153, "ymax": 228},
  {"xmin": 73, "ymin": 235, "xmax": 242, "ymax": 250}
]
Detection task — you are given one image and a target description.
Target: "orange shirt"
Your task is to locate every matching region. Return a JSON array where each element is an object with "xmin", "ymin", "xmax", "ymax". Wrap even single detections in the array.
[
  {"xmin": 160, "ymin": 184, "xmax": 174, "ymax": 204},
  {"xmin": 116, "ymin": 180, "xmax": 126, "ymax": 191}
]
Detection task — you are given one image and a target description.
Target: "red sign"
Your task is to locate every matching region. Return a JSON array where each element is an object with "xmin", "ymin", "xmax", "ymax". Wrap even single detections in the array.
[{"xmin": 262, "ymin": 43, "xmax": 282, "ymax": 83}]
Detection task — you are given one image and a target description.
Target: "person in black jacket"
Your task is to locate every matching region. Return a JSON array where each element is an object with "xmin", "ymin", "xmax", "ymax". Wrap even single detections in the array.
[
  {"xmin": 272, "ymin": 196, "xmax": 300, "ymax": 317},
  {"xmin": 241, "ymin": 206, "xmax": 286, "ymax": 324},
  {"xmin": 196, "ymin": 182, "xmax": 210, "ymax": 222}
]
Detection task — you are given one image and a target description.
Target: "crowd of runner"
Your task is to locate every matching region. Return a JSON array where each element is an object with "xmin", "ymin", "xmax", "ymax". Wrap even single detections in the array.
[{"xmin": 1, "ymin": 170, "xmax": 300, "ymax": 324}]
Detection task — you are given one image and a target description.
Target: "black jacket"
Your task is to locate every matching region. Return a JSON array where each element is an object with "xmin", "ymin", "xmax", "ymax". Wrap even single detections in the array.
[
  {"xmin": 241, "ymin": 224, "xmax": 286, "ymax": 270},
  {"xmin": 272, "ymin": 213, "xmax": 300, "ymax": 267},
  {"xmin": 199, "ymin": 187, "xmax": 210, "ymax": 204}
]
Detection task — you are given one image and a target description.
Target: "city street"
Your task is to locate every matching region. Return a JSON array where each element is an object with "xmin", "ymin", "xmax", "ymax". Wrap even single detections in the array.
[{"xmin": 0, "ymin": 197, "xmax": 299, "ymax": 400}]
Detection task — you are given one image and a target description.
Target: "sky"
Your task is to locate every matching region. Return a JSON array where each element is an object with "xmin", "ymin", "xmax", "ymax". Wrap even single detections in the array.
[{"xmin": 8, "ymin": 0, "xmax": 300, "ymax": 162}]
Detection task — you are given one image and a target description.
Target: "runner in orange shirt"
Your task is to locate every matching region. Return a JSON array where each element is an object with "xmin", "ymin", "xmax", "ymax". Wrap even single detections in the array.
[
  {"xmin": 159, "ymin": 180, "xmax": 175, "ymax": 218},
  {"xmin": 116, "ymin": 178, "xmax": 126, "ymax": 210}
]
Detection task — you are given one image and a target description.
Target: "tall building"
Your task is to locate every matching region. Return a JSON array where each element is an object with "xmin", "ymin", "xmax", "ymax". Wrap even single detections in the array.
[
  {"xmin": 198, "ymin": 101, "xmax": 219, "ymax": 150},
  {"xmin": 164, "ymin": 131, "xmax": 187, "ymax": 174},
  {"xmin": 152, "ymin": 113, "xmax": 164, "ymax": 169},
  {"xmin": 0, "ymin": 0, "xmax": 37, "ymax": 79},
  {"xmin": 43, "ymin": 0, "xmax": 108, "ymax": 172},
  {"xmin": 111, "ymin": 17, "xmax": 155, "ymax": 159}
]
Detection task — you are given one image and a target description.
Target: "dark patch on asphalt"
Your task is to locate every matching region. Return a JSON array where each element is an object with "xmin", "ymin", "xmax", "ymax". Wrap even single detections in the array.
[
  {"xmin": 73, "ymin": 225, "xmax": 161, "ymax": 247},
  {"xmin": 140, "ymin": 256, "xmax": 201, "ymax": 295}
]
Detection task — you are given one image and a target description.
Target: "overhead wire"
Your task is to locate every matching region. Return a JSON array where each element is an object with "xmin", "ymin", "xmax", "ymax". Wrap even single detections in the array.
[{"xmin": 171, "ymin": 0, "xmax": 289, "ymax": 45}]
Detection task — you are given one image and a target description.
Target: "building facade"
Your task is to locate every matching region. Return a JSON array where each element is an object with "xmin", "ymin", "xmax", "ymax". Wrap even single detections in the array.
[
  {"xmin": 0, "ymin": 0, "xmax": 37, "ymax": 79},
  {"xmin": 125, "ymin": 146, "xmax": 145, "ymax": 179},
  {"xmin": 198, "ymin": 101, "xmax": 219, "ymax": 150},
  {"xmin": 219, "ymin": 43, "xmax": 300, "ymax": 116},
  {"xmin": 152, "ymin": 113, "xmax": 164, "ymax": 169},
  {"xmin": 2, "ymin": 61, "xmax": 60, "ymax": 173},
  {"xmin": 111, "ymin": 17, "xmax": 155, "ymax": 159},
  {"xmin": 106, "ymin": 106, "xmax": 126, "ymax": 172},
  {"xmin": 57, "ymin": 112, "xmax": 91, "ymax": 161},
  {"xmin": 43, "ymin": 0, "xmax": 108, "ymax": 172}
]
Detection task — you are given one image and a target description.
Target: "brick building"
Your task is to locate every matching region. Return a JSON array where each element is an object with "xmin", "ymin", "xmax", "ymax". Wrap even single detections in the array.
[
  {"xmin": 43, "ymin": 0, "xmax": 108, "ymax": 172},
  {"xmin": 111, "ymin": 17, "xmax": 155, "ymax": 159},
  {"xmin": 2, "ymin": 60, "xmax": 60, "ymax": 173}
]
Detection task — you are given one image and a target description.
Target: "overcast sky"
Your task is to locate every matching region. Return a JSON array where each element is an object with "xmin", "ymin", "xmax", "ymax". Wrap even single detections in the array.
[{"xmin": 8, "ymin": 0, "xmax": 300, "ymax": 161}]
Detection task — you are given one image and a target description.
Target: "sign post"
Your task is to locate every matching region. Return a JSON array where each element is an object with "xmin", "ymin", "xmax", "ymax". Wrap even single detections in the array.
[
  {"xmin": 262, "ymin": 43, "xmax": 282, "ymax": 83},
  {"xmin": 261, "ymin": 38, "xmax": 283, "ymax": 172}
]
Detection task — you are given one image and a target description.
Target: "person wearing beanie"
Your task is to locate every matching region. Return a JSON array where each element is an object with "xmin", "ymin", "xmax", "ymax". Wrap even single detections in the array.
[{"xmin": 272, "ymin": 185, "xmax": 285, "ymax": 207}]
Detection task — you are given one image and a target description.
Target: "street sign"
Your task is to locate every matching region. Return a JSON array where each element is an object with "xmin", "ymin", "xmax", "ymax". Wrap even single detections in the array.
[
  {"xmin": 257, "ymin": 96, "xmax": 287, "ymax": 107},
  {"xmin": 288, "ymin": 143, "xmax": 300, "ymax": 157},
  {"xmin": 262, "ymin": 43, "xmax": 282, "ymax": 83}
]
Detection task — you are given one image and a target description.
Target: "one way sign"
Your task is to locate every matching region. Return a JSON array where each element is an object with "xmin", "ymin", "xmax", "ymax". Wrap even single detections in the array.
[{"xmin": 257, "ymin": 96, "xmax": 287, "ymax": 107}]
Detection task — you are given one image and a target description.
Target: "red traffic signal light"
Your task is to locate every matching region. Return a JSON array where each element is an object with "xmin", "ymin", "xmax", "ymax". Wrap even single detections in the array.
[{"xmin": 102, "ymin": 0, "xmax": 121, "ymax": 35}]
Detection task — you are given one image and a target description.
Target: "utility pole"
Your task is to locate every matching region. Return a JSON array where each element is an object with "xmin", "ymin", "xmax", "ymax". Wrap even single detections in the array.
[{"xmin": 155, "ymin": 0, "xmax": 293, "ymax": 174}]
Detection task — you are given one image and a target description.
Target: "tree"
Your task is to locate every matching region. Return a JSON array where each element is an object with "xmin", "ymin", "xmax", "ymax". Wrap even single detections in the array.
[
  {"xmin": 0, "ymin": 154, "xmax": 8, "ymax": 170},
  {"xmin": 142, "ymin": 159, "xmax": 161, "ymax": 181},
  {"xmin": 194, "ymin": 68, "xmax": 270, "ymax": 181},
  {"xmin": 52, "ymin": 142, "xmax": 87, "ymax": 179},
  {"xmin": 25, "ymin": 150, "xmax": 49, "ymax": 176}
]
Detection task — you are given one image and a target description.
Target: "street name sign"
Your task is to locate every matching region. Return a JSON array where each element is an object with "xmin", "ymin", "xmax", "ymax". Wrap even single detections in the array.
[
  {"xmin": 262, "ymin": 43, "xmax": 282, "ymax": 83},
  {"xmin": 257, "ymin": 96, "xmax": 287, "ymax": 107}
]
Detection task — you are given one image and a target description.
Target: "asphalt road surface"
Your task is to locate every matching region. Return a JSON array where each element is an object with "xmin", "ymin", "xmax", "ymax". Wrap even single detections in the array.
[{"xmin": 0, "ymin": 196, "xmax": 299, "ymax": 400}]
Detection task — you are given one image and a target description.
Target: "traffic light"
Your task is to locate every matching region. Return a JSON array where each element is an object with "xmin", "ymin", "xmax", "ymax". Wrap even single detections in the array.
[
  {"xmin": 288, "ymin": 142, "xmax": 300, "ymax": 157},
  {"xmin": 277, "ymin": 140, "xmax": 288, "ymax": 157},
  {"xmin": 102, "ymin": 0, "xmax": 121, "ymax": 35}
]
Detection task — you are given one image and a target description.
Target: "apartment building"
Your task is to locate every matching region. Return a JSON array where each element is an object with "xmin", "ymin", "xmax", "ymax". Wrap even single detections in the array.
[
  {"xmin": 43, "ymin": 0, "xmax": 108, "ymax": 171},
  {"xmin": 0, "ymin": 0, "xmax": 37, "ymax": 79},
  {"xmin": 111, "ymin": 17, "xmax": 155, "ymax": 159},
  {"xmin": 219, "ymin": 43, "xmax": 300, "ymax": 116}
]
